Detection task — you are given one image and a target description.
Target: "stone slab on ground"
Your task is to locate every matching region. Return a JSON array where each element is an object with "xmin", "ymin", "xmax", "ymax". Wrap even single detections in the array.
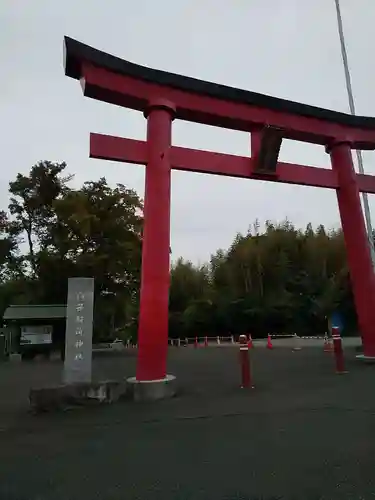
[
  {"xmin": 8, "ymin": 353, "xmax": 22, "ymax": 362},
  {"xmin": 29, "ymin": 379, "xmax": 127, "ymax": 413}
]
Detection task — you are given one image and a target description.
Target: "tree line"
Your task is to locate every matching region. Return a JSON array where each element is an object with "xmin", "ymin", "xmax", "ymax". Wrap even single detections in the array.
[{"xmin": 0, "ymin": 161, "xmax": 357, "ymax": 341}]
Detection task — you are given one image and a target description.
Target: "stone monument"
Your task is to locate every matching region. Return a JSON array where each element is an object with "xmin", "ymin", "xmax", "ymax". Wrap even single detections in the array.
[{"xmin": 63, "ymin": 277, "xmax": 94, "ymax": 384}]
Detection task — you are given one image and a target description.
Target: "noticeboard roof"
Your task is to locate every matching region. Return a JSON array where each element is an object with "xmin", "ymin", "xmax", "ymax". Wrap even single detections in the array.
[{"xmin": 3, "ymin": 304, "xmax": 67, "ymax": 321}]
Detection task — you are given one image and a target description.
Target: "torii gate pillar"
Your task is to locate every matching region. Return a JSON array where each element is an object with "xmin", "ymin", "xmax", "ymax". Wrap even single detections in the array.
[
  {"xmin": 125, "ymin": 99, "xmax": 178, "ymax": 399},
  {"xmin": 329, "ymin": 142, "xmax": 375, "ymax": 359},
  {"xmin": 136, "ymin": 99, "xmax": 175, "ymax": 382}
]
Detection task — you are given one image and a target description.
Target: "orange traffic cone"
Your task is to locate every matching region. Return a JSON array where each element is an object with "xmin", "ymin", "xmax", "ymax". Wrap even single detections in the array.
[
  {"xmin": 248, "ymin": 334, "xmax": 253, "ymax": 349},
  {"xmin": 266, "ymin": 334, "xmax": 273, "ymax": 349}
]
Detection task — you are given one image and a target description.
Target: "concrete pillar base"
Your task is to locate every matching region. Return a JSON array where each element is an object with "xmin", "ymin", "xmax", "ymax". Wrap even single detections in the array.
[
  {"xmin": 126, "ymin": 374, "xmax": 176, "ymax": 401},
  {"xmin": 356, "ymin": 354, "xmax": 375, "ymax": 363}
]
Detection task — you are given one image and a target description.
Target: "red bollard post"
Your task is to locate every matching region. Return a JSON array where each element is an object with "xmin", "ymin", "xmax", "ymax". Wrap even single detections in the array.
[
  {"xmin": 332, "ymin": 326, "xmax": 348, "ymax": 374},
  {"xmin": 266, "ymin": 334, "xmax": 273, "ymax": 349},
  {"xmin": 247, "ymin": 334, "xmax": 253, "ymax": 349},
  {"xmin": 239, "ymin": 334, "xmax": 254, "ymax": 389}
]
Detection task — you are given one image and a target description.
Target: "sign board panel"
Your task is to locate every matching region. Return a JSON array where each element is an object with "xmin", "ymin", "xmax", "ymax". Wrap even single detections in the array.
[
  {"xmin": 20, "ymin": 325, "xmax": 52, "ymax": 345},
  {"xmin": 63, "ymin": 277, "xmax": 94, "ymax": 384}
]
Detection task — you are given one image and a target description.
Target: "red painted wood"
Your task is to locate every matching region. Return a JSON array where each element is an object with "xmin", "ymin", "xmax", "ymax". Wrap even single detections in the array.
[
  {"xmin": 90, "ymin": 133, "xmax": 144, "ymax": 164},
  {"xmin": 90, "ymin": 133, "xmax": 375, "ymax": 193},
  {"xmin": 330, "ymin": 143, "xmax": 375, "ymax": 357},
  {"xmin": 82, "ymin": 63, "xmax": 375, "ymax": 149},
  {"xmin": 135, "ymin": 100, "xmax": 175, "ymax": 381}
]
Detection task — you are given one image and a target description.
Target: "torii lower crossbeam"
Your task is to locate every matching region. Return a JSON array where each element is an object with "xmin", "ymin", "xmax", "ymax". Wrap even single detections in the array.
[{"xmin": 90, "ymin": 133, "xmax": 375, "ymax": 193}]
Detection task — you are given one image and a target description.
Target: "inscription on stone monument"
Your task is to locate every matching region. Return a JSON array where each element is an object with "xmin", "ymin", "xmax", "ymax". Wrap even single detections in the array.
[{"xmin": 64, "ymin": 277, "xmax": 94, "ymax": 384}]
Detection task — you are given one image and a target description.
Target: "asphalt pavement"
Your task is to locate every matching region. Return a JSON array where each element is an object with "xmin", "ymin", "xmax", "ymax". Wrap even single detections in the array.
[{"xmin": 1, "ymin": 343, "xmax": 375, "ymax": 499}]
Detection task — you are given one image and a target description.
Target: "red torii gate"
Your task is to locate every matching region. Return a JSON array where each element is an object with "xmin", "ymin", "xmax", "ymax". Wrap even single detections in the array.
[{"xmin": 64, "ymin": 37, "xmax": 375, "ymax": 388}]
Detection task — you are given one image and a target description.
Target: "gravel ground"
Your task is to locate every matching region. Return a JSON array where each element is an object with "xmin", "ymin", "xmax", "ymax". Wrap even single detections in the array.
[{"xmin": 0, "ymin": 343, "xmax": 374, "ymax": 500}]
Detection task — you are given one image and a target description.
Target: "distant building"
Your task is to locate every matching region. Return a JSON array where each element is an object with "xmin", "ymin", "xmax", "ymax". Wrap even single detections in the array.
[{"xmin": 2, "ymin": 304, "xmax": 66, "ymax": 360}]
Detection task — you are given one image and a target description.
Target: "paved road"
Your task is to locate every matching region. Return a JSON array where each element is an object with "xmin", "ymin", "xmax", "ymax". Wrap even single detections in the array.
[{"xmin": 1, "ymin": 345, "xmax": 375, "ymax": 499}]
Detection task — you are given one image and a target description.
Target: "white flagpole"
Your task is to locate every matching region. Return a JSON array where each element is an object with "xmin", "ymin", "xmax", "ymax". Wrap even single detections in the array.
[{"xmin": 334, "ymin": 0, "xmax": 375, "ymax": 268}]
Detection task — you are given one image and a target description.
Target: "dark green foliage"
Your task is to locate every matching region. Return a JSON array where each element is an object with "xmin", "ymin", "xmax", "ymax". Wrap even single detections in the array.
[
  {"xmin": 169, "ymin": 218, "xmax": 356, "ymax": 338},
  {"xmin": 0, "ymin": 161, "xmax": 357, "ymax": 341},
  {"xmin": 0, "ymin": 162, "xmax": 143, "ymax": 341}
]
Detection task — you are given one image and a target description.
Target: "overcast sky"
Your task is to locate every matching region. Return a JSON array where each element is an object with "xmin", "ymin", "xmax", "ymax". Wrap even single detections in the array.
[{"xmin": 1, "ymin": 0, "xmax": 375, "ymax": 264}]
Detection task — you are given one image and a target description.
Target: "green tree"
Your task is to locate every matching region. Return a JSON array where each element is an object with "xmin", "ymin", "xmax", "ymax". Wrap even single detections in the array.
[
  {"xmin": 3, "ymin": 164, "xmax": 143, "ymax": 341},
  {"xmin": 8, "ymin": 161, "xmax": 72, "ymax": 275},
  {"xmin": 169, "ymin": 258, "xmax": 210, "ymax": 338},
  {"xmin": 38, "ymin": 178, "xmax": 143, "ymax": 337},
  {"xmin": 168, "ymin": 219, "xmax": 355, "ymax": 338}
]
